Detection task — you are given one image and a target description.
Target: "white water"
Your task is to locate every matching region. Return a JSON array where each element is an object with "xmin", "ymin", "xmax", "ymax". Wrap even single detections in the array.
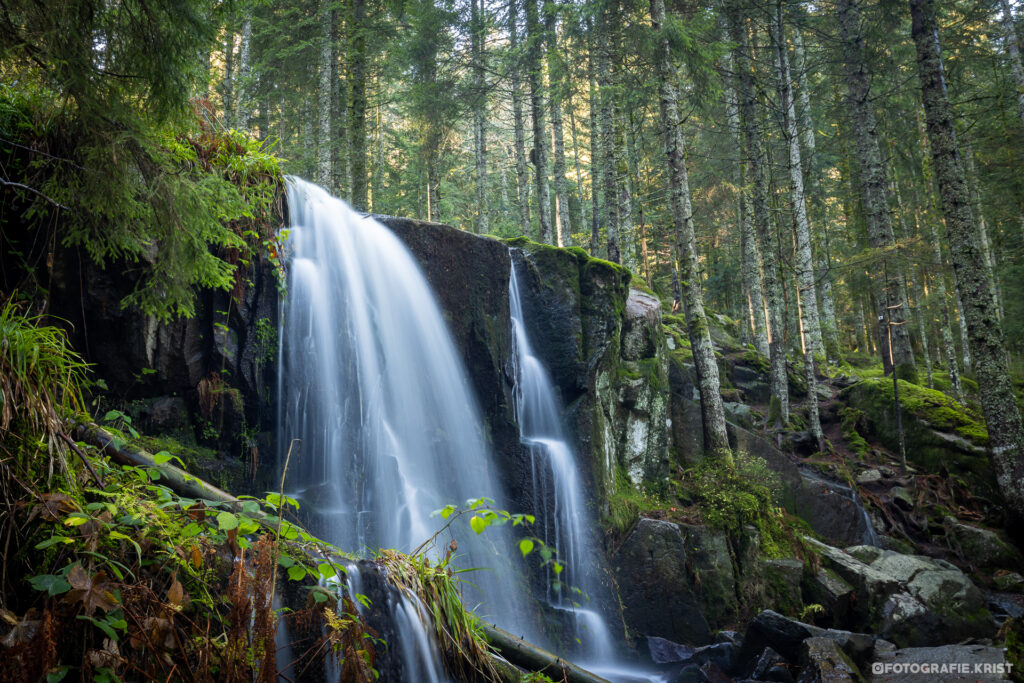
[
  {"xmin": 510, "ymin": 256, "xmax": 664, "ymax": 682},
  {"xmin": 278, "ymin": 178, "xmax": 535, "ymax": 678}
]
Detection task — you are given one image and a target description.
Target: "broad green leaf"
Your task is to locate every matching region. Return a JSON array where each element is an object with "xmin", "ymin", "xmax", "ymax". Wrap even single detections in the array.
[
  {"xmin": 518, "ymin": 538, "xmax": 534, "ymax": 557},
  {"xmin": 35, "ymin": 536, "xmax": 73, "ymax": 550},
  {"xmin": 317, "ymin": 563, "xmax": 337, "ymax": 579},
  {"xmin": 29, "ymin": 573, "xmax": 71, "ymax": 596},
  {"xmin": 287, "ymin": 565, "xmax": 306, "ymax": 581},
  {"xmin": 216, "ymin": 511, "xmax": 238, "ymax": 531},
  {"xmin": 470, "ymin": 515, "xmax": 487, "ymax": 534}
]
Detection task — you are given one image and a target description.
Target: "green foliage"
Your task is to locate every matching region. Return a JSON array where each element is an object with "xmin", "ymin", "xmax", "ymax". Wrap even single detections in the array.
[
  {"xmin": 1, "ymin": 0, "xmax": 284, "ymax": 321},
  {"xmin": 681, "ymin": 452, "xmax": 802, "ymax": 558},
  {"xmin": 0, "ymin": 299, "xmax": 89, "ymax": 452},
  {"xmin": 604, "ymin": 468, "xmax": 667, "ymax": 536}
]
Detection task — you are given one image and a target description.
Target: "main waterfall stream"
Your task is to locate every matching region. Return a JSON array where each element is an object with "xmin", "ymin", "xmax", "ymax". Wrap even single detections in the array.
[{"xmin": 278, "ymin": 178, "xmax": 659, "ymax": 681}]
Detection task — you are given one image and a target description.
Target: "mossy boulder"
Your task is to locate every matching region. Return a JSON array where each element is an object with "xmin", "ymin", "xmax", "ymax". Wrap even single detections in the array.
[
  {"xmin": 943, "ymin": 517, "xmax": 1023, "ymax": 570},
  {"xmin": 842, "ymin": 378, "xmax": 996, "ymax": 499}
]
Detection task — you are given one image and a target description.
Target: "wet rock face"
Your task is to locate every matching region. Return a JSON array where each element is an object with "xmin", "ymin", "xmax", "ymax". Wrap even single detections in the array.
[
  {"xmin": 613, "ymin": 518, "xmax": 712, "ymax": 645},
  {"xmin": 45, "ymin": 244, "xmax": 280, "ymax": 489}
]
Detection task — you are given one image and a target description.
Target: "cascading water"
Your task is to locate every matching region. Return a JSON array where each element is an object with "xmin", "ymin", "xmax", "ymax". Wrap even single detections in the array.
[
  {"xmin": 509, "ymin": 254, "xmax": 664, "ymax": 683},
  {"xmin": 278, "ymin": 177, "xmax": 534, "ymax": 676}
]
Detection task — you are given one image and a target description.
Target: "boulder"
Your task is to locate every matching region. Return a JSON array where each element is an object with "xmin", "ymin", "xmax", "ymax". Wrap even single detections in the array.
[
  {"xmin": 795, "ymin": 472, "xmax": 877, "ymax": 547},
  {"xmin": 943, "ymin": 517, "xmax": 1023, "ymax": 570},
  {"xmin": 763, "ymin": 559, "xmax": 805, "ymax": 617},
  {"xmin": 801, "ymin": 569, "xmax": 855, "ymax": 628},
  {"xmin": 797, "ymin": 637, "xmax": 863, "ymax": 683},
  {"xmin": 751, "ymin": 646, "xmax": 796, "ymax": 682},
  {"xmin": 613, "ymin": 518, "xmax": 711, "ymax": 645},
  {"xmin": 868, "ymin": 645, "xmax": 1011, "ymax": 682},
  {"xmin": 679, "ymin": 524, "xmax": 739, "ymax": 628},
  {"xmin": 806, "ymin": 539, "xmax": 996, "ymax": 646}
]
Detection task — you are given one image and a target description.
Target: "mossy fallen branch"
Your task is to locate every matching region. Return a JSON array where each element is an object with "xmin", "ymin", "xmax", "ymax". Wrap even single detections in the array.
[{"xmin": 481, "ymin": 622, "xmax": 613, "ymax": 683}]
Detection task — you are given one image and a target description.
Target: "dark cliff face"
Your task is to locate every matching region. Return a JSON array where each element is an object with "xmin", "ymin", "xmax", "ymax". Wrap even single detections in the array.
[{"xmin": 43, "ymin": 243, "xmax": 280, "ymax": 493}]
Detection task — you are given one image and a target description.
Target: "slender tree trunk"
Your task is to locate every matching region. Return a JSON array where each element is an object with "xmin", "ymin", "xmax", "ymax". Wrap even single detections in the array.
[
  {"xmin": 615, "ymin": 107, "xmax": 636, "ymax": 269},
  {"xmin": 728, "ymin": 4, "xmax": 789, "ymax": 426},
  {"xmin": 837, "ymin": 0, "xmax": 916, "ymax": 381},
  {"xmin": 963, "ymin": 138, "xmax": 1002, "ymax": 318},
  {"xmin": 317, "ymin": 1, "xmax": 334, "ymax": 189},
  {"xmin": 773, "ymin": 5, "xmax": 822, "ymax": 448},
  {"xmin": 597, "ymin": 4, "xmax": 619, "ymax": 262},
  {"xmin": 349, "ymin": 0, "xmax": 368, "ymax": 210},
  {"xmin": 725, "ymin": 54, "xmax": 769, "ymax": 357},
  {"xmin": 999, "ymin": 0, "xmax": 1024, "ymax": 128},
  {"xmin": 471, "ymin": 0, "xmax": 488, "ymax": 234},
  {"xmin": 223, "ymin": 30, "xmax": 234, "ymax": 128},
  {"xmin": 568, "ymin": 100, "xmax": 586, "ymax": 243},
  {"xmin": 509, "ymin": 0, "xmax": 532, "ymax": 235},
  {"xmin": 652, "ymin": 0, "xmax": 730, "ymax": 460},
  {"xmin": 911, "ymin": 0, "xmax": 1024, "ymax": 523},
  {"xmin": 793, "ymin": 24, "xmax": 841, "ymax": 361},
  {"xmin": 892, "ymin": 168, "xmax": 935, "ymax": 388},
  {"xmin": 587, "ymin": 29, "xmax": 602, "ymax": 255},
  {"xmin": 545, "ymin": 3, "xmax": 570, "ymax": 246},
  {"xmin": 525, "ymin": 0, "xmax": 553, "ymax": 243},
  {"xmin": 236, "ymin": 12, "xmax": 252, "ymax": 130}
]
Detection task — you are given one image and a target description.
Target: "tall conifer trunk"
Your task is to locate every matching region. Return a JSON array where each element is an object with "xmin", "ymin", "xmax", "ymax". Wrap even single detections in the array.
[
  {"xmin": 837, "ymin": 0, "xmax": 916, "ymax": 382},
  {"xmin": 525, "ymin": 0, "xmax": 552, "ymax": 243},
  {"xmin": 911, "ymin": 0, "xmax": 1024, "ymax": 524},
  {"xmin": 652, "ymin": 0, "xmax": 730, "ymax": 459}
]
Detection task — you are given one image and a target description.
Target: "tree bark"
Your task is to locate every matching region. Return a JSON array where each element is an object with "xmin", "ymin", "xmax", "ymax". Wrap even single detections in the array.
[
  {"xmin": 999, "ymin": 0, "xmax": 1024, "ymax": 128},
  {"xmin": 597, "ymin": 3, "xmax": 619, "ymax": 262},
  {"xmin": 509, "ymin": 0, "xmax": 532, "ymax": 235},
  {"xmin": 524, "ymin": 0, "xmax": 553, "ymax": 243},
  {"xmin": 725, "ymin": 54, "xmax": 769, "ymax": 357},
  {"xmin": 837, "ymin": 0, "xmax": 916, "ymax": 382},
  {"xmin": 773, "ymin": 4, "xmax": 823, "ymax": 448},
  {"xmin": 653, "ymin": 0, "xmax": 730, "ymax": 460},
  {"xmin": 545, "ymin": 2, "xmax": 570, "ymax": 246},
  {"xmin": 349, "ymin": 0, "xmax": 368, "ymax": 210},
  {"xmin": 587, "ymin": 27, "xmax": 602, "ymax": 255},
  {"xmin": 727, "ymin": 4, "xmax": 789, "ymax": 426},
  {"xmin": 910, "ymin": 0, "xmax": 1024, "ymax": 524},
  {"xmin": 471, "ymin": 0, "xmax": 488, "ymax": 234},
  {"xmin": 236, "ymin": 12, "xmax": 253, "ymax": 130},
  {"xmin": 317, "ymin": 0, "xmax": 334, "ymax": 189}
]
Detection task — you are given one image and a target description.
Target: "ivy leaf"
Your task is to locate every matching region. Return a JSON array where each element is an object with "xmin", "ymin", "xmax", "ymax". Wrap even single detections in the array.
[
  {"xmin": 216, "ymin": 511, "xmax": 238, "ymax": 531},
  {"xmin": 518, "ymin": 538, "xmax": 534, "ymax": 557}
]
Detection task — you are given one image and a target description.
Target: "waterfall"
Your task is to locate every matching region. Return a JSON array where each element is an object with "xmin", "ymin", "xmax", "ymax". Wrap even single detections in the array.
[
  {"xmin": 510, "ymin": 254, "xmax": 664, "ymax": 683},
  {"xmin": 278, "ymin": 177, "xmax": 534, "ymax": 676}
]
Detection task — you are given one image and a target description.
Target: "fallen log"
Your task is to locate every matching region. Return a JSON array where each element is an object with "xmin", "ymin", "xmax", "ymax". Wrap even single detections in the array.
[
  {"xmin": 74, "ymin": 422, "xmax": 248, "ymax": 511},
  {"xmin": 481, "ymin": 623, "xmax": 613, "ymax": 683}
]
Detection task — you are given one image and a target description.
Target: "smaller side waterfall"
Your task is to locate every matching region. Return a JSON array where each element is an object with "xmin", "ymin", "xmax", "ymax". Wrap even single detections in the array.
[{"xmin": 510, "ymin": 253, "xmax": 667, "ymax": 683}]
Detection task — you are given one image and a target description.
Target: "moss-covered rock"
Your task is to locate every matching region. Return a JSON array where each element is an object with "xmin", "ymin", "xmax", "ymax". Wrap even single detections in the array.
[{"xmin": 842, "ymin": 378, "xmax": 996, "ymax": 499}]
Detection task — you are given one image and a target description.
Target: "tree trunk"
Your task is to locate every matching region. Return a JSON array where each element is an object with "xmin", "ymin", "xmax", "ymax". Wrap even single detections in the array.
[
  {"xmin": 910, "ymin": 0, "xmax": 1024, "ymax": 524},
  {"xmin": 963, "ymin": 138, "xmax": 1002, "ymax": 318},
  {"xmin": 223, "ymin": 30, "xmax": 234, "ymax": 128},
  {"xmin": 773, "ymin": 4, "xmax": 823, "ymax": 448},
  {"xmin": 545, "ymin": 3, "xmax": 570, "ymax": 246},
  {"xmin": 236, "ymin": 12, "xmax": 253, "ymax": 130},
  {"xmin": 568, "ymin": 100, "xmax": 586, "ymax": 244},
  {"xmin": 837, "ymin": 0, "xmax": 916, "ymax": 382},
  {"xmin": 725, "ymin": 54, "xmax": 769, "ymax": 357},
  {"xmin": 525, "ymin": 0, "xmax": 553, "ymax": 243},
  {"xmin": 727, "ymin": 3, "xmax": 789, "ymax": 426},
  {"xmin": 471, "ymin": 0, "xmax": 488, "ymax": 234},
  {"xmin": 317, "ymin": 1, "xmax": 334, "ymax": 189},
  {"xmin": 615, "ymin": 107, "xmax": 636, "ymax": 270},
  {"xmin": 999, "ymin": 0, "xmax": 1024, "ymax": 128},
  {"xmin": 349, "ymin": 0, "xmax": 368, "ymax": 210},
  {"xmin": 652, "ymin": 0, "xmax": 730, "ymax": 460},
  {"xmin": 509, "ymin": 0, "xmax": 532, "ymax": 235},
  {"xmin": 597, "ymin": 4, "xmax": 619, "ymax": 263},
  {"xmin": 587, "ymin": 28, "xmax": 602, "ymax": 255}
]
